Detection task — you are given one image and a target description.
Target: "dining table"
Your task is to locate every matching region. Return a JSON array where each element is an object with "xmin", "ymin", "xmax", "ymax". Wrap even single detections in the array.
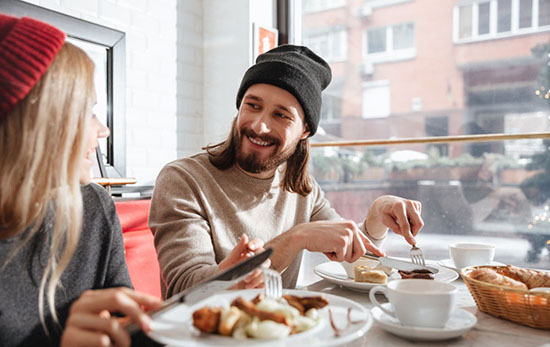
[{"xmin": 301, "ymin": 267, "xmax": 550, "ymax": 346}]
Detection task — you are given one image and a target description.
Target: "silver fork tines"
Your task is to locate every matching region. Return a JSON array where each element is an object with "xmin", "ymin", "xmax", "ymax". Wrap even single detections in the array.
[
  {"xmin": 410, "ymin": 246, "xmax": 425, "ymax": 266},
  {"xmin": 263, "ymin": 268, "xmax": 282, "ymax": 299}
]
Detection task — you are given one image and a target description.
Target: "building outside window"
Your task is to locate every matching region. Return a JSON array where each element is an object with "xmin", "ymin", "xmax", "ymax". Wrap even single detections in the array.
[
  {"xmin": 304, "ymin": 27, "xmax": 347, "ymax": 62},
  {"xmin": 455, "ymin": 0, "xmax": 550, "ymax": 42},
  {"xmin": 364, "ymin": 22, "xmax": 415, "ymax": 62},
  {"xmin": 362, "ymin": 81, "xmax": 390, "ymax": 118},
  {"xmin": 303, "ymin": 0, "xmax": 346, "ymax": 13},
  {"xmin": 302, "ymin": 0, "xmax": 550, "ymax": 268}
]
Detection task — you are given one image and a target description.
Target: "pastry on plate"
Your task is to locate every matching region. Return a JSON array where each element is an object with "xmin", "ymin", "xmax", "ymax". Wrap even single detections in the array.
[{"xmin": 354, "ymin": 266, "xmax": 387, "ymax": 284}]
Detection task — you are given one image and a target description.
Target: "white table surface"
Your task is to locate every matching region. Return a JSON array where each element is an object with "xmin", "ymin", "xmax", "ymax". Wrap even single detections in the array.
[{"xmin": 303, "ymin": 276, "xmax": 550, "ymax": 346}]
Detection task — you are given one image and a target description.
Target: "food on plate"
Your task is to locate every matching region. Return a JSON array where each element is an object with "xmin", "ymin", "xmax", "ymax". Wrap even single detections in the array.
[
  {"xmin": 354, "ymin": 266, "xmax": 387, "ymax": 284},
  {"xmin": 192, "ymin": 306, "xmax": 222, "ymax": 333},
  {"xmin": 496, "ymin": 265, "xmax": 550, "ymax": 289},
  {"xmin": 192, "ymin": 294, "xmax": 327, "ymax": 339},
  {"xmin": 469, "ymin": 268, "xmax": 528, "ymax": 290},
  {"xmin": 398, "ymin": 269, "xmax": 435, "ymax": 280}
]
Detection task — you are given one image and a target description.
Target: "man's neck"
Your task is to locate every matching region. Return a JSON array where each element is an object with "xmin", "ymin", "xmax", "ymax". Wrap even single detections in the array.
[{"xmin": 235, "ymin": 164, "xmax": 276, "ymax": 179}]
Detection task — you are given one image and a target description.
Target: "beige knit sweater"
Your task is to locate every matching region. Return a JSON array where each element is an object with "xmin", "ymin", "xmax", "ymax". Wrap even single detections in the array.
[{"xmin": 149, "ymin": 153, "xmax": 384, "ymax": 298}]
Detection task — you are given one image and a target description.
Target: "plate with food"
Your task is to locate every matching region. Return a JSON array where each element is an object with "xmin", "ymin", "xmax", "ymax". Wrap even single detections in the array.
[
  {"xmin": 314, "ymin": 260, "xmax": 458, "ymax": 292},
  {"xmin": 147, "ymin": 289, "xmax": 372, "ymax": 346}
]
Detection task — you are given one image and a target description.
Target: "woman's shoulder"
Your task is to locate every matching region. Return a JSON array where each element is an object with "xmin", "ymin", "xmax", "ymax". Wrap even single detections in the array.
[{"xmin": 80, "ymin": 183, "xmax": 117, "ymax": 229}]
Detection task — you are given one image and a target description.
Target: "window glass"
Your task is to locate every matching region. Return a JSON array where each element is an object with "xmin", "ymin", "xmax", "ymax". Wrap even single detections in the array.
[
  {"xmin": 519, "ymin": 0, "xmax": 533, "ymax": 28},
  {"xmin": 540, "ymin": 0, "xmax": 550, "ymax": 26},
  {"xmin": 362, "ymin": 82, "xmax": 390, "ymax": 118},
  {"xmin": 301, "ymin": 0, "xmax": 550, "ymax": 270},
  {"xmin": 393, "ymin": 23, "xmax": 414, "ymax": 50},
  {"xmin": 459, "ymin": 5, "xmax": 473, "ymax": 39},
  {"xmin": 497, "ymin": 0, "xmax": 512, "ymax": 32},
  {"xmin": 367, "ymin": 27, "xmax": 387, "ymax": 54},
  {"xmin": 478, "ymin": 2, "xmax": 491, "ymax": 34}
]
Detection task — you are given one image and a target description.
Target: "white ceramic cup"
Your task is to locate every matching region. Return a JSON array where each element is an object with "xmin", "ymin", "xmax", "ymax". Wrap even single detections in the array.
[
  {"xmin": 369, "ymin": 279, "xmax": 458, "ymax": 328},
  {"xmin": 449, "ymin": 243, "xmax": 496, "ymax": 269}
]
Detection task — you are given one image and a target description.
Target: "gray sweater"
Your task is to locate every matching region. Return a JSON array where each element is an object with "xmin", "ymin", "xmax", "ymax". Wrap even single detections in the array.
[
  {"xmin": 149, "ymin": 153, "xmax": 383, "ymax": 298},
  {"xmin": 0, "ymin": 183, "xmax": 132, "ymax": 347}
]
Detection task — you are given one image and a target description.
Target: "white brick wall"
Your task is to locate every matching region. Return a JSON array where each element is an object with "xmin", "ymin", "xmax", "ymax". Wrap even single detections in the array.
[{"xmin": 22, "ymin": 0, "xmax": 197, "ymax": 185}]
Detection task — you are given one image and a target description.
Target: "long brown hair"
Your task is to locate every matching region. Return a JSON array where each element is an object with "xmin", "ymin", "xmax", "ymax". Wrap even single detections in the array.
[
  {"xmin": 204, "ymin": 117, "xmax": 313, "ymax": 196},
  {"xmin": 0, "ymin": 42, "xmax": 94, "ymax": 333}
]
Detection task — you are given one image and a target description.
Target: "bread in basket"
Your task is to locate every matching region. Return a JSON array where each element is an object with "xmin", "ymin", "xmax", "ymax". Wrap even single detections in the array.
[{"xmin": 461, "ymin": 265, "xmax": 550, "ymax": 330}]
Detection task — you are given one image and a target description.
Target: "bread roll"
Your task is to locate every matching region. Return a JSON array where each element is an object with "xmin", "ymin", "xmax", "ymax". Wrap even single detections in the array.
[
  {"xmin": 469, "ymin": 268, "xmax": 528, "ymax": 290},
  {"xmin": 496, "ymin": 265, "xmax": 550, "ymax": 289}
]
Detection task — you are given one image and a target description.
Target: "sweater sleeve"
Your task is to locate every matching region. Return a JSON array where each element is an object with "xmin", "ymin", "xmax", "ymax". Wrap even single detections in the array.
[
  {"xmin": 309, "ymin": 178, "xmax": 386, "ymax": 248},
  {"xmin": 149, "ymin": 163, "xmax": 218, "ymax": 298}
]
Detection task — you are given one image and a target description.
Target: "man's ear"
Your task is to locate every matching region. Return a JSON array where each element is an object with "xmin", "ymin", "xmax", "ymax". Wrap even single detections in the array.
[{"xmin": 300, "ymin": 124, "xmax": 311, "ymax": 140}]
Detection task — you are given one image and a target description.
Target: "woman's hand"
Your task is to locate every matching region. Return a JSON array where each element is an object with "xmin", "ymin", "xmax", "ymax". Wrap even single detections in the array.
[
  {"xmin": 61, "ymin": 287, "xmax": 162, "ymax": 347},
  {"xmin": 218, "ymin": 234, "xmax": 270, "ymax": 289}
]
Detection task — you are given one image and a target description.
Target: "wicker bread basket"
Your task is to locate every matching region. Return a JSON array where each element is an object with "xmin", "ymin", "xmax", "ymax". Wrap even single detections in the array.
[{"xmin": 461, "ymin": 266, "xmax": 550, "ymax": 330}]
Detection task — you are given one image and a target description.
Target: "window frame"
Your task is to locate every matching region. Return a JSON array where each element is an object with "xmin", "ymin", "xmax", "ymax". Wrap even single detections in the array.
[
  {"xmin": 0, "ymin": 0, "xmax": 127, "ymax": 177},
  {"xmin": 453, "ymin": 0, "xmax": 550, "ymax": 43},
  {"xmin": 363, "ymin": 22, "xmax": 417, "ymax": 63}
]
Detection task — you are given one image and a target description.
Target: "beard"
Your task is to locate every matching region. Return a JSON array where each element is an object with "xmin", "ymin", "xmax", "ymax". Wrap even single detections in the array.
[{"xmin": 234, "ymin": 126, "xmax": 299, "ymax": 174}]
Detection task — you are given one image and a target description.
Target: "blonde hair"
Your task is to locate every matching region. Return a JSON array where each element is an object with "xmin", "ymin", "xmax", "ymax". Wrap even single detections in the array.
[{"xmin": 0, "ymin": 42, "xmax": 95, "ymax": 332}]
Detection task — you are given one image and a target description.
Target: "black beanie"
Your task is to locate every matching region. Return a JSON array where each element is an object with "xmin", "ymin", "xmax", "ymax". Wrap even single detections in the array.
[{"xmin": 236, "ymin": 44, "xmax": 332, "ymax": 136}]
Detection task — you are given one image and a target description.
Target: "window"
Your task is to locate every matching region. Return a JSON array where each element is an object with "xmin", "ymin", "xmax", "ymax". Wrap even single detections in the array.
[
  {"xmin": 497, "ymin": 0, "xmax": 512, "ymax": 33},
  {"xmin": 362, "ymin": 81, "xmax": 390, "ymax": 118},
  {"xmin": 455, "ymin": 0, "xmax": 550, "ymax": 42},
  {"xmin": 0, "ymin": 0, "xmax": 127, "ymax": 177},
  {"xmin": 321, "ymin": 95, "xmax": 343, "ymax": 123},
  {"xmin": 425, "ymin": 116, "xmax": 449, "ymax": 157},
  {"xmin": 519, "ymin": 0, "xmax": 533, "ymax": 28},
  {"xmin": 303, "ymin": 0, "xmax": 346, "ymax": 13},
  {"xmin": 540, "ymin": 0, "xmax": 550, "ymax": 26},
  {"xmin": 364, "ymin": 23, "xmax": 415, "ymax": 61},
  {"xmin": 300, "ymin": 0, "xmax": 550, "ymax": 270},
  {"xmin": 304, "ymin": 27, "xmax": 347, "ymax": 62}
]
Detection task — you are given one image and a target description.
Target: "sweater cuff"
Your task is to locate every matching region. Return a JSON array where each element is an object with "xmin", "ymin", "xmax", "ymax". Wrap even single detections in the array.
[{"xmin": 359, "ymin": 219, "xmax": 387, "ymax": 247}]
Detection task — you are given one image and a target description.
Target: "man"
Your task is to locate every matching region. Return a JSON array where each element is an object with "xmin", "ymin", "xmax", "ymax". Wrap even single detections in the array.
[{"xmin": 149, "ymin": 45, "xmax": 423, "ymax": 298}]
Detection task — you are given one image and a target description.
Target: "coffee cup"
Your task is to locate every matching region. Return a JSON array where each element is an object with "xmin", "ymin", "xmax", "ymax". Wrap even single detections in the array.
[
  {"xmin": 449, "ymin": 243, "xmax": 495, "ymax": 269},
  {"xmin": 369, "ymin": 279, "xmax": 457, "ymax": 328}
]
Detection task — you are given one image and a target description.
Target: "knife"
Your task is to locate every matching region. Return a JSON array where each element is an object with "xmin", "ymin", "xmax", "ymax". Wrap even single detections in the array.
[
  {"xmin": 362, "ymin": 254, "xmax": 439, "ymax": 274},
  {"xmin": 127, "ymin": 247, "xmax": 273, "ymax": 335}
]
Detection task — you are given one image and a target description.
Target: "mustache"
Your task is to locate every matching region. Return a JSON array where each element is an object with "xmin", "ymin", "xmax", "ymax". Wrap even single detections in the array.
[{"xmin": 240, "ymin": 127, "xmax": 281, "ymax": 146}]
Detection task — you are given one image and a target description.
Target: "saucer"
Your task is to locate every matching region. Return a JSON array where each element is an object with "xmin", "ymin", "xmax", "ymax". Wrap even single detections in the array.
[
  {"xmin": 371, "ymin": 304, "xmax": 477, "ymax": 341},
  {"xmin": 438, "ymin": 259, "xmax": 505, "ymax": 271}
]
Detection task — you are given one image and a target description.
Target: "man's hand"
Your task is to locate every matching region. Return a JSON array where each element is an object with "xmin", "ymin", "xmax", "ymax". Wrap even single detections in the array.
[
  {"xmin": 298, "ymin": 220, "xmax": 385, "ymax": 262},
  {"xmin": 366, "ymin": 195, "xmax": 423, "ymax": 245},
  {"xmin": 61, "ymin": 287, "xmax": 162, "ymax": 347},
  {"xmin": 218, "ymin": 234, "xmax": 270, "ymax": 289}
]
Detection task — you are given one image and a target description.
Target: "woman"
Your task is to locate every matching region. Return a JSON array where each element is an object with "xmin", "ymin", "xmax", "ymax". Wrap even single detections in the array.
[{"xmin": 0, "ymin": 14, "xmax": 161, "ymax": 346}]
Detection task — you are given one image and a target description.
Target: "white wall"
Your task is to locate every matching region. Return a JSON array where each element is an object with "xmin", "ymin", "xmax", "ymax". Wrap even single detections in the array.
[
  {"xmin": 21, "ymin": 0, "xmax": 275, "ymax": 185},
  {"xmin": 202, "ymin": 0, "xmax": 276, "ymax": 147}
]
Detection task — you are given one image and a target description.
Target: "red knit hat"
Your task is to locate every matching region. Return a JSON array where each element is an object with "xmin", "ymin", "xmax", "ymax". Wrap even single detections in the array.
[{"xmin": 0, "ymin": 13, "xmax": 65, "ymax": 120}]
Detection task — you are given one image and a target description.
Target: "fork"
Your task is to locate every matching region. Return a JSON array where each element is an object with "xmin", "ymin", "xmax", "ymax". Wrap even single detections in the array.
[
  {"xmin": 262, "ymin": 268, "xmax": 282, "ymax": 299},
  {"xmin": 410, "ymin": 245, "xmax": 426, "ymax": 266}
]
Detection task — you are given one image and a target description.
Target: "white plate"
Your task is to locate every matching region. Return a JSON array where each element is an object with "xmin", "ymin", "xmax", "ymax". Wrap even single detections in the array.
[
  {"xmin": 314, "ymin": 261, "xmax": 459, "ymax": 292},
  {"xmin": 147, "ymin": 289, "xmax": 372, "ymax": 347},
  {"xmin": 371, "ymin": 303, "xmax": 477, "ymax": 341},
  {"xmin": 437, "ymin": 259, "xmax": 505, "ymax": 271}
]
